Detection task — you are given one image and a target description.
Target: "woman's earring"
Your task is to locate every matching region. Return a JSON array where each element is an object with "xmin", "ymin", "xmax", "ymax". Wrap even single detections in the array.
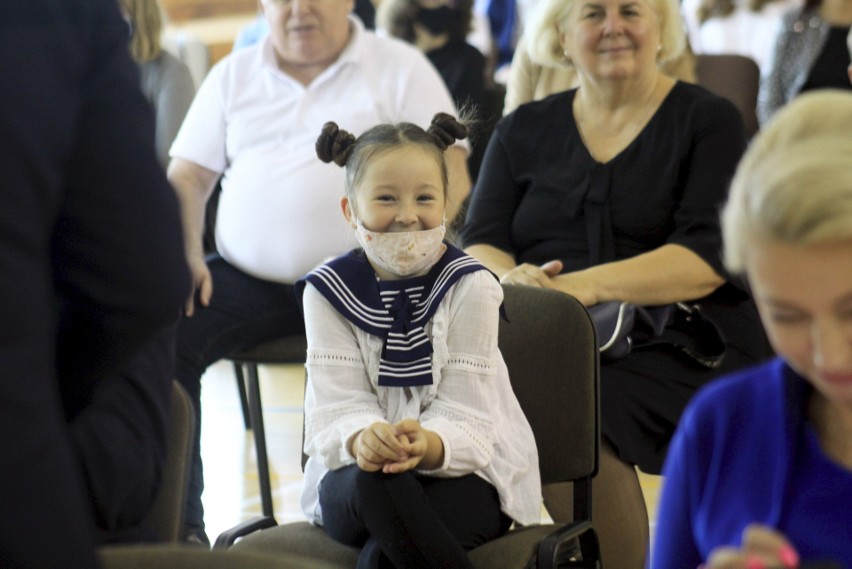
[{"xmin": 563, "ymin": 49, "xmax": 574, "ymax": 66}]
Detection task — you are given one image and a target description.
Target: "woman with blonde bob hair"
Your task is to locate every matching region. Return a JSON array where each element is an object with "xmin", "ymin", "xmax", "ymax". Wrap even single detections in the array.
[
  {"xmin": 118, "ymin": 0, "xmax": 195, "ymax": 168},
  {"xmin": 461, "ymin": 0, "xmax": 772, "ymax": 563},
  {"xmin": 654, "ymin": 90, "xmax": 852, "ymax": 568},
  {"xmin": 524, "ymin": 0, "xmax": 686, "ymax": 67},
  {"xmin": 502, "ymin": 0, "xmax": 697, "ymax": 116}
]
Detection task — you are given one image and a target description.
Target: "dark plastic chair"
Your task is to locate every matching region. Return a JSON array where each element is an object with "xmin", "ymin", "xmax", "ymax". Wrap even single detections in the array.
[
  {"xmin": 219, "ymin": 284, "xmax": 603, "ymax": 569},
  {"xmin": 695, "ymin": 54, "xmax": 761, "ymax": 139},
  {"xmin": 94, "ymin": 384, "xmax": 333, "ymax": 568},
  {"xmin": 229, "ymin": 336, "xmax": 308, "ymax": 519},
  {"xmin": 139, "ymin": 382, "xmax": 195, "ymax": 543}
]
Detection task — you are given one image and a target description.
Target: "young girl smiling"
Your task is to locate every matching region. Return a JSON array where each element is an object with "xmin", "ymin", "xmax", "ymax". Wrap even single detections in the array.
[{"xmin": 296, "ymin": 114, "xmax": 541, "ymax": 569}]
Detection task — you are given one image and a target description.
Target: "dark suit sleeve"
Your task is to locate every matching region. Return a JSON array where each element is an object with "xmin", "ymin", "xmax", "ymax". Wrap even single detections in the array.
[
  {"xmin": 70, "ymin": 324, "xmax": 177, "ymax": 542},
  {"xmin": 0, "ymin": 1, "xmax": 189, "ymax": 566},
  {"xmin": 52, "ymin": 5, "xmax": 190, "ymax": 400}
]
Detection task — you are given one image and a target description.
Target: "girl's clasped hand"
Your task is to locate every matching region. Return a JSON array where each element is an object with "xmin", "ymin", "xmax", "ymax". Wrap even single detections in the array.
[{"xmin": 352, "ymin": 420, "xmax": 433, "ymax": 474}]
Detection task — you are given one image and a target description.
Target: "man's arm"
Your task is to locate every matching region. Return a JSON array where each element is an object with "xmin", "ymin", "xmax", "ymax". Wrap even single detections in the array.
[{"xmin": 167, "ymin": 157, "xmax": 220, "ymax": 315}]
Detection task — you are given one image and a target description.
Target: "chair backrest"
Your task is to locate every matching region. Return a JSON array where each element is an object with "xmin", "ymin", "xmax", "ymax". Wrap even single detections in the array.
[
  {"xmin": 497, "ymin": 285, "xmax": 599, "ymax": 494},
  {"xmin": 695, "ymin": 54, "xmax": 761, "ymax": 139},
  {"xmin": 140, "ymin": 381, "xmax": 196, "ymax": 542}
]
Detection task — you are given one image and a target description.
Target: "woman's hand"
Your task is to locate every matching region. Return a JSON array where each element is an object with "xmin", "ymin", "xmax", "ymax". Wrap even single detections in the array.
[
  {"xmin": 500, "ymin": 260, "xmax": 563, "ymax": 289},
  {"xmin": 351, "ymin": 422, "xmax": 409, "ymax": 472},
  {"xmin": 703, "ymin": 525, "xmax": 800, "ymax": 569},
  {"xmin": 550, "ymin": 269, "xmax": 600, "ymax": 306},
  {"xmin": 500, "ymin": 259, "xmax": 600, "ymax": 306}
]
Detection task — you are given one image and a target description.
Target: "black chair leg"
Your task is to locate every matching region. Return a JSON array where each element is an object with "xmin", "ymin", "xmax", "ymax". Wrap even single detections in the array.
[
  {"xmin": 245, "ymin": 363, "xmax": 274, "ymax": 518},
  {"xmin": 233, "ymin": 363, "xmax": 251, "ymax": 430}
]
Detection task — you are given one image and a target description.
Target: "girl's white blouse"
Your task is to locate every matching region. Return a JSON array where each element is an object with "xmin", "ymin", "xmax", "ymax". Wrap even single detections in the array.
[{"xmin": 299, "ymin": 270, "xmax": 542, "ymax": 526}]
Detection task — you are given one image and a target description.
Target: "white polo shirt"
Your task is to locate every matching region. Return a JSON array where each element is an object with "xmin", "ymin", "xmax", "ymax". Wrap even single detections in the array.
[{"xmin": 170, "ymin": 17, "xmax": 459, "ymax": 283}]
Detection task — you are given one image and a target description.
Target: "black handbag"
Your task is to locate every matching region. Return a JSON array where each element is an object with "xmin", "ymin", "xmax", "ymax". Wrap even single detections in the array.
[
  {"xmin": 590, "ymin": 301, "xmax": 671, "ymax": 360},
  {"xmin": 589, "ymin": 301, "xmax": 726, "ymax": 368},
  {"xmin": 577, "ymin": 169, "xmax": 726, "ymax": 368}
]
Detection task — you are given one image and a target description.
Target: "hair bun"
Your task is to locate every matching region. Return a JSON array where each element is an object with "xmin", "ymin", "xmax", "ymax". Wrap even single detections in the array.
[
  {"xmin": 316, "ymin": 121, "xmax": 356, "ymax": 167},
  {"xmin": 427, "ymin": 112, "xmax": 468, "ymax": 150}
]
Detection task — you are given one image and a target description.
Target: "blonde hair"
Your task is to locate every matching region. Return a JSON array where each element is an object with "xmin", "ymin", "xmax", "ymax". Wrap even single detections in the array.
[
  {"xmin": 120, "ymin": 0, "xmax": 164, "ymax": 63},
  {"xmin": 525, "ymin": 0, "xmax": 685, "ymax": 67},
  {"xmin": 722, "ymin": 90, "xmax": 852, "ymax": 273}
]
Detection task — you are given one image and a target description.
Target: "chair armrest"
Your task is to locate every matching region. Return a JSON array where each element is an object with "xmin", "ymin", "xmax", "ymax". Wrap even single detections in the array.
[
  {"xmin": 537, "ymin": 520, "xmax": 601, "ymax": 569},
  {"xmin": 213, "ymin": 515, "xmax": 278, "ymax": 550}
]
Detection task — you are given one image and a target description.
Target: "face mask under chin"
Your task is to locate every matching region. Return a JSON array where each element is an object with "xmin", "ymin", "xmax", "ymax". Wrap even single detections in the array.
[{"xmin": 353, "ymin": 222, "xmax": 447, "ymax": 277}]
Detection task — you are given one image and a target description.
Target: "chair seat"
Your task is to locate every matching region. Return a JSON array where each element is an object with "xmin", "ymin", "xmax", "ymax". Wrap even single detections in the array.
[
  {"xmin": 230, "ymin": 522, "xmax": 359, "ymax": 568},
  {"xmin": 468, "ymin": 524, "xmax": 569, "ymax": 567},
  {"xmin": 229, "ymin": 520, "xmax": 574, "ymax": 569},
  {"xmin": 99, "ymin": 544, "xmax": 341, "ymax": 569},
  {"xmin": 229, "ymin": 336, "xmax": 308, "ymax": 364}
]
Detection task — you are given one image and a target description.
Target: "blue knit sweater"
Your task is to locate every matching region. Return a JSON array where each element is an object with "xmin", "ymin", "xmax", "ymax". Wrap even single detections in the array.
[{"xmin": 653, "ymin": 358, "xmax": 852, "ymax": 568}]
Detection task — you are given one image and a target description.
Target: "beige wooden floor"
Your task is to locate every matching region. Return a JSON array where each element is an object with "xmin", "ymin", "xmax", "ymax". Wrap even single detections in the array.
[{"xmin": 198, "ymin": 361, "xmax": 662, "ymax": 544}]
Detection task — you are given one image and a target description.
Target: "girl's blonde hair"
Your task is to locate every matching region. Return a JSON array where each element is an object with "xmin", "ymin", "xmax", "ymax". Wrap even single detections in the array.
[
  {"xmin": 120, "ymin": 0, "xmax": 164, "ymax": 63},
  {"xmin": 722, "ymin": 90, "xmax": 852, "ymax": 273},
  {"xmin": 525, "ymin": 0, "xmax": 685, "ymax": 67}
]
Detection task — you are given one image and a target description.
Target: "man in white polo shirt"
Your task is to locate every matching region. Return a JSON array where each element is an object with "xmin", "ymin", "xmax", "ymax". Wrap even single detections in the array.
[{"xmin": 167, "ymin": 0, "xmax": 468, "ymax": 545}]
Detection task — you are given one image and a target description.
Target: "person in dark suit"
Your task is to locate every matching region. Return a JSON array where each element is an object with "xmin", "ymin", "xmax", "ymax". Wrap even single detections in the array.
[{"xmin": 0, "ymin": 1, "xmax": 189, "ymax": 566}]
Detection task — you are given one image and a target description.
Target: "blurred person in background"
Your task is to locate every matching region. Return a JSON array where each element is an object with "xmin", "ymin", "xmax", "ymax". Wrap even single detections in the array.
[
  {"xmin": 377, "ymin": 0, "xmax": 489, "ymax": 180},
  {"xmin": 757, "ymin": 0, "xmax": 852, "ymax": 124},
  {"xmin": 119, "ymin": 0, "xmax": 196, "ymax": 169},
  {"xmin": 378, "ymin": 0, "xmax": 486, "ymax": 112}
]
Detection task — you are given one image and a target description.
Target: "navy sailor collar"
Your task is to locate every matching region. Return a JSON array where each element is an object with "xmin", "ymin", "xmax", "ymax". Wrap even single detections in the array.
[{"xmin": 297, "ymin": 243, "xmax": 494, "ymax": 387}]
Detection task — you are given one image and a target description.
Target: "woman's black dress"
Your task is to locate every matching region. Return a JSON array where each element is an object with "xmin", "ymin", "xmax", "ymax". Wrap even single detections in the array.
[{"xmin": 462, "ymin": 82, "xmax": 773, "ymax": 473}]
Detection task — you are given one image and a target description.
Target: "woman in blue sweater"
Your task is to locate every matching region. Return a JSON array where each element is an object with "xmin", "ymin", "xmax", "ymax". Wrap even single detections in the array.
[{"xmin": 653, "ymin": 90, "xmax": 852, "ymax": 568}]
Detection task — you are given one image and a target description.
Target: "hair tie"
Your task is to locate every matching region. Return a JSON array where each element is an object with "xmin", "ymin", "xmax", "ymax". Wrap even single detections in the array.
[
  {"xmin": 427, "ymin": 112, "xmax": 468, "ymax": 151},
  {"xmin": 316, "ymin": 121, "xmax": 356, "ymax": 167}
]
